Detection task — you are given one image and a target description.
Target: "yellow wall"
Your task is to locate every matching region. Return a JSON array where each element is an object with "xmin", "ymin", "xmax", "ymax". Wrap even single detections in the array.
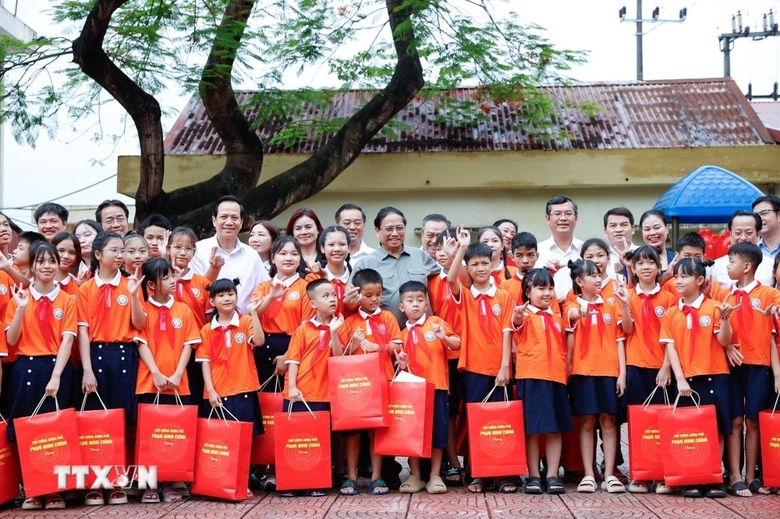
[{"xmin": 117, "ymin": 146, "xmax": 780, "ymax": 246}]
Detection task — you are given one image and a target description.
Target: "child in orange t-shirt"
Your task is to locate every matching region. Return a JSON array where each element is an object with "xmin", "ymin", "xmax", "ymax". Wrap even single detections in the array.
[
  {"xmin": 512, "ymin": 268, "xmax": 572, "ymax": 495},
  {"xmin": 52, "ymin": 232, "xmax": 82, "ymax": 298},
  {"xmin": 565, "ymin": 239, "xmax": 617, "ymax": 307},
  {"xmin": 395, "ymin": 280, "xmax": 461, "ymax": 495},
  {"xmin": 500, "ymin": 232, "xmax": 561, "ymax": 314},
  {"xmin": 721, "ymin": 242, "xmax": 780, "ymax": 496},
  {"xmin": 447, "ymin": 227, "xmax": 515, "ymax": 494},
  {"xmin": 564, "ymin": 258, "xmax": 627, "ymax": 494},
  {"xmin": 6, "ymin": 242, "xmax": 77, "ymax": 509},
  {"xmin": 281, "ymin": 278, "xmax": 346, "ymax": 497},
  {"xmin": 661, "ymin": 258, "xmax": 736, "ymax": 498},
  {"xmin": 660, "ymin": 233, "xmax": 727, "ymax": 301},
  {"xmin": 337, "ymin": 268, "xmax": 402, "ymax": 497},
  {"xmin": 477, "ymin": 226, "xmax": 518, "ymax": 288},
  {"xmin": 305, "ymin": 226, "xmax": 352, "ymax": 319}
]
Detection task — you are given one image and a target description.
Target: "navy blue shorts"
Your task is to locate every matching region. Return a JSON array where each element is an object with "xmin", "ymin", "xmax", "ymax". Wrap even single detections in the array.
[
  {"xmin": 624, "ymin": 366, "xmax": 676, "ymax": 407},
  {"xmin": 7, "ymin": 355, "xmax": 74, "ymax": 442},
  {"xmin": 256, "ymin": 333, "xmax": 291, "ymax": 392},
  {"xmin": 138, "ymin": 393, "xmax": 191, "ymax": 406},
  {"xmin": 516, "ymin": 379, "xmax": 574, "ymax": 435},
  {"xmin": 569, "ymin": 375, "xmax": 618, "ymax": 416},
  {"xmin": 85, "ymin": 342, "xmax": 139, "ymax": 424},
  {"xmin": 680, "ymin": 374, "xmax": 731, "ymax": 436},
  {"xmin": 432, "ymin": 389, "xmax": 449, "ymax": 449},
  {"xmin": 729, "ymin": 364, "xmax": 771, "ymax": 420},
  {"xmin": 283, "ymin": 400, "xmax": 330, "ymax": 413},
  {"xmin": 200, "ymin": 391, "xmax": 264, "ymax": 436},
  {"xmin": 448, "ymin": 359, "xmax": 462, "ymax": 417},
  {"xmin": 462, "ymin": 371, "xmax": 506, "ymax": 404}
]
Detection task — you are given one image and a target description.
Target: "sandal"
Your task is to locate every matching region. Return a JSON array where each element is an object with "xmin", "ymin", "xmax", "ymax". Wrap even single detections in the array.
[
  {"xmin": 141, "ymin": 488, "xmax": 160, "ymax": 504},
  {"xmin": 603, "ymin": 475, "xmax": 626, "ymax": 493},
  {"xmin": 682, "ymin": 486, "xmax": 703, "ymax": 498},
  {"xmin": 655, "ymin": 482, "xmax": 674, "ymax": 494},
  {"xmin": 749, "ymin": 479, "xmax": 771, "ymax": 495},
  {"xmin": 369, "ymin": 478, "xmax": 389, "ymax": 495},
  {"xmin": 44, "ymin": 493, "xmax": 66, "ymax": 510},
  {"xmin": 467, "ymin": 477, "xmax": 485, "ymax": 493},
  {"xmin": 577, "ymin": 476, "xmax": 597, "ymax": 493},
  {"xmin": 728, "ymin": 480, "xmax": 751, "ymax": 498},
  {"xmin": 85, "ymin": 490, "xmax": 105, "ymax": 506},
  {"xmin": 21, "ymin": 497, "xmax": 43, "ymax": 510},
  {"xmin": 339, "ymin": 479, "xmax": 359, "ymax": 496},
  {"xmin": 107, "ymin": 489, "xmax": 128, "ymax": 505},
  {"xmin": 280, "ymin": 490, "xmax": 297, "ymax": 497},
  {"xmin": 161, "ymin": 486, "xmax": 183, "ymax": 503},
  {"xmin": 171, "ymin": 481, "xmax": 191, "ymax": 498},
  {"xmin": 310, "ymin": 489, "xmax": 327, "ymax": 497},
  {"xmin": 524, "ymin": 476, "xmax": 543, "ymax": 495},
  {"xmin": 400, "ymin": 474, "xmax": 425, "ymax": 494},
  {"xmin": 444, "ymin": 467, "xmax": 463, "ymax": 487},
  {"xmin": 706, "ymin": 483, "xmax": 727, "ymax": 499},
  {"xmin": 628, "ymin": 481, "xmax": 648, "ymax": 493},
  {"xmin": 426, "ymin": 475, "xmax": 448, "ymax": 494},
  {"xmin": 497, "ymin": 479, "xmax": 517, "ymax": 494},
  {"xmin": 546, "ymin": 476, "xmax": 565, "ymax": 495}
]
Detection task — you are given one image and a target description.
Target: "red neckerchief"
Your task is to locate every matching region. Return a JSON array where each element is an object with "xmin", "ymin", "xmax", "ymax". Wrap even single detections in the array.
[
  {"xmin": 154, "ymin": 305, "xmax": 176, "ymax": 350},
  {"xmin": 367, "ymin": 314, "xmax": 389, "ymax": 351},
  {"xmin": 580, "ymin": 302, "xmax": 606, "ymax": 360},
  {"xmin": 210, "ymin": 324, "xmax": 233, "ymax": 368},
  {"xmin": 539, "ymin": 311, "xmax": 563, "ymax": 371},
  {"xmin": 435, "ymin": 276, "xmax": 451, "ymax": 310},
  {"xmin": 331, "ymin": 279, "xmax": 346, "ymax": 317},
  {"xmin": 94, "ymin": 283, "xmax": 113, "ymax": 339},
  {"xmin": 490, "ymin": 270, "xmax": 503, "ymax": 289},
  {"xmin": 308, "ymin": 320, "xmax": 332, "ymax": 361},
  {"xmin": 680, "ymin": 304, "xmax": 699, "ymax": 366},
  {"xmin": 176, "ymin": 279, "xmax": 202, "ymax": 313},
  {"xmin": 638, "ymin": 293, "xmax": 660, "ymax": 352},
  {"xmin": 35, "ymin": 296, "xmax": 56, "ymax": 349},
  {"xmin": 733, "ymin": 287, "xmax": 755, "ymax": 345},
  {"xmin": 404, "ymin": 323, "xmax": 432, "ymax": 373},
  {"xmin": 476, "ymin": 293, "xmax": 499, "ymax": 342}
]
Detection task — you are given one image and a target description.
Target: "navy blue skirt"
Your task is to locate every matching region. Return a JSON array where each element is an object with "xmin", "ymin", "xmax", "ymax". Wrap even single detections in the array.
[
  {"xmin": 200, "ymin": 391, "xmax": 264, "ymax": 436},
  {"xmin": 516, "ymin": 378, "xmax": 573, "ymax": 435},
  {"xmin": 84, "ymin": 342, "xmax": 139, "ymax": 424},
  {"xmin": 256, "ymin": 333, "xmax": 291, "ymax": 392},
  {"xmin": 569, "ymin": 375, "xmax": 618, "ymax": 416},
  {"xmin": 624, "ymin": 366, "xmax": 676, "ymax": 407}
]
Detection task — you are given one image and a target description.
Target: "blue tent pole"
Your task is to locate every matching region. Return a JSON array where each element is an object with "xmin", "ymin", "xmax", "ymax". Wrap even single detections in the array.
[{"xmin": 672, "ymin": 217, "xmax": 679, "ymax": 251}]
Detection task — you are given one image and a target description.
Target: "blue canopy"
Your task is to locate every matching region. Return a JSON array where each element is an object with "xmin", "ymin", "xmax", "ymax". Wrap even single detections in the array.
[{"xmin": 652, "ymin": 165, "xmax": 765, "ymax": 224}]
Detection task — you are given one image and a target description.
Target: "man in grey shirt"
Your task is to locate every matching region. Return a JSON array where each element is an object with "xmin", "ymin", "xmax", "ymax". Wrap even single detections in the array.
[{"xmin": 352, "ymin": 207, "xmax": 440, "ymax": 324}]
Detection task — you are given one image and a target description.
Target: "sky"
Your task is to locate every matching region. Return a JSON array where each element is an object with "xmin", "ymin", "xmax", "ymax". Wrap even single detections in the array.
[{"xmin": 2, "ymin": 0, "xmax": 780, "ymax": 230}]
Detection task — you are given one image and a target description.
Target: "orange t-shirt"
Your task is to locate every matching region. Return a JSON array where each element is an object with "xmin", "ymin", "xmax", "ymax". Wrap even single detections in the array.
[
  {"xmin": 135, "ymin": 298, "xmax": 201, "ymax": 396},
  {"xmin": 338, "ymin": 308, "xmax": 402, "ymax": 380},
  {"xmin": 305, "ymin": 267, "xmax": 353, "ymax": 319},
  {"xmin": 662, "ymin": 276, "xmax": 727, "ymax": 302},
  {"xmin": 455, "ymin": 284, "xmax": 514, "ymax": 377},
  {"xmin": 659, "ymin": 295, "xmax": 729, "ymax": 378},
  {"xmin": 723, "ymin": 282, "xmax": 780, "ymax": 366},
  {"xmin": 400, "ymin": 316, "xmax": 457, "ymax": 391},
  {"xmin": 195, "ymin": 313, "xmax": 259, "ymax": 397},
  {"xmin": 514, "ymin": 307, "xmax": 567, "ymax": 384},
  {"xmin": 284, "ymin": 317, "xmax": 340, "ymax": 402},
  {"xmin": 564, "ymin": 297, "xmax": 625, "ymax": 377},
  {"xmin": 57, "ymin": 275, "xmax": 80, "ymax": 299},
  {"xmin": 0, "ymin": 270, "xmax": 16, "ymax": 362},
  {"xmin": 491, "ymin": 264, "xmax": 518, "ymax": 289},
  {"xmin": 175, "ymin": 271, "xmax": 212, "ymax": 329},
  {"xmin": 624, "ymin": 286, "xmax": 678, "ymax": 369},
  {"xmin": 252, "ymin": 275, "xmax": 314, "ymax": 335},
  {"xmin": 77, "ymin": 272, "xmax": 141, "ymax": 342},
  {"xmin": 565, "ymin": 277, "xmax": 617, "ymax": 307},
  {"xmin": 428, "ymin": 272, "xmax": 462, "ymax": 359},
  {"xmin": 500, "ymin": 273, "xmax": 561, "ymax": 315},
  {"xmin": 4, "ymin": 286, "xmax": 77, "ymax": 357}
]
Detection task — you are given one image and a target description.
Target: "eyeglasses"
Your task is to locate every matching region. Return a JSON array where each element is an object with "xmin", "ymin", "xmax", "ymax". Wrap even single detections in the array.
[
  {"xmin": 170, "ymin": 245, "xmax": 195, "ymax": 253},
  {"xmin": 755, "ymin": 209, "xmax": 779, "ymax": 218},
  {"xmin": 381, "ymin": 225, "xmax": 406, "ymax": 234},
  {"xmin": 103, "ymin": 216, "xmax": 127, "ymax": 225},
  {"xmin": 550, "ymin": 211, "xmax": 575, "ymax": 218}
]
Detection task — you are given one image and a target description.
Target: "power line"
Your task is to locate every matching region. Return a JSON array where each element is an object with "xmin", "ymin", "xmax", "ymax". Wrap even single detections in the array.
[{"xmin": 0, "ymin": 173, "xmax": 119, "ymax": 211}]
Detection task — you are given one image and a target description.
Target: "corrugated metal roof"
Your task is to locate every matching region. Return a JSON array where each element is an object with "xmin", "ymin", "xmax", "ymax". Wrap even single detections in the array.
[
  {"xmin": 752, "ymin": 101, "xmax": 780, "ymax": 142},
  {"xmin": 164, "ymin": 78, "xmax": 775, "ymax": 155}
]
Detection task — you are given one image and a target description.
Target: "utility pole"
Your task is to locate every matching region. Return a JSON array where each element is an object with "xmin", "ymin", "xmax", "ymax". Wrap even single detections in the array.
[
  {"xmin": 718, "ymin": 10, "xmax": 779, "ymax": 99},
  {"xmin": 620, "ymin": 4, "xmax": 688, "ymax": 81}
]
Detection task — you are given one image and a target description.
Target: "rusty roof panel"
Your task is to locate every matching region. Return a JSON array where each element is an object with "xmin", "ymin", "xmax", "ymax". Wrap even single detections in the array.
[{"xmin": 163, "ymin": 78, "xmax": 775, "ymax": 156}]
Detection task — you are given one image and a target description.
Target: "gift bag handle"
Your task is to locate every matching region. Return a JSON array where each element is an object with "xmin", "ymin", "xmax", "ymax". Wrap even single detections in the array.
[
  {"xmin": 642, "ymin": 385, "xmax": 671, "ymax": 410},
  {"xmin": 772, "ymin": 394, "xmax": 779, "ymax": 418},
  {"xmin": 390, "ymin": 365, "xmax": 413, "ymax": 385},
  {"xmin": 671, "ymin": 390, "xmax": 701, "ymax": 415},
  {"xmin": 481, "ymin": 385, "xmax": 509, "ymax": 406},
  {"xmin": 153, "ymin": 390, "xmax": 184, "ymax": 407},
  {"xmin": 287, "ymin": 395, "xmax": 315, "ymax": 420},
  {"xmin": 207, "ymin": 405, "xmax": 240, "ymax": 425},
  {"xmin": 259, "ymin": 374, "xmax": 281, "ymax": 394},
  {"xmin": 80, "ymin": 391, "xmax": 109, "ymax": 414},
  {"xmin": 0, "ymin": 413, "xmax": 7, "ymax": 425},
  {"xmin": 29, "ymin": 394, "xmax": 60, "ymax": 420}
]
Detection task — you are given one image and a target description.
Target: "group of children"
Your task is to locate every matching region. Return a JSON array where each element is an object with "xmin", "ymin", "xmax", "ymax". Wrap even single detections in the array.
[{"xmin": 1, "ymin": 204, "xmax": 779, "ymax": 509}]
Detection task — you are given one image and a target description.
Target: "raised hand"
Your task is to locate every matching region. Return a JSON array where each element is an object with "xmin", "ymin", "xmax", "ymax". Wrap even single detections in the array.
[
  {"xmin": 209, "ymin": 247, "xmax": 225, "ymax": 269},
  {"xmin": 127, "ymin": 267, "xmax": 145, "ymax": 295},
  {"xmin": 247, "ymin": 298, "xmax": 262, "ymax": 315},
  {"xmin": 11, "ymin": 284, "xmax": 29, "ymax": 309},
  {"xmin": 456, "ymin": 226, "xmax": 471, "ymax": 248},
  {"xmin": 268, "ymin": 277, "xmax": 287, "ymax": 299}
]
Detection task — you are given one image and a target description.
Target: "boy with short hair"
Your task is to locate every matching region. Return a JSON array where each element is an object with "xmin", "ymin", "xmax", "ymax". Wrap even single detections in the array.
[
  {"xmin": 661, "ymin": 232, "xmax": 726, "ymax": 301},
  {"xmin": 447, "ymin": 227, "xmax": 515, "ymax": 494},
  {"xmin": 395, "ymin": 280, "xmax": 461, "ymax": 494},
  {"xmin": 723, "ymin": 242, "xmax": 780, "ymax": 497},
  {"xmin": 337, "ymin": 268, "xmax": 402, "ymax": 496},
  {"xmin": 139, "ymin": 214, "xmax": 173, "ymax": 258},
  {"xmin": 11, "ymin": 231, "xmax": 47, "ymax": 280},
  {"xmin": 500, "ymin": 232, "xmax": 561, "ymax": 315}
]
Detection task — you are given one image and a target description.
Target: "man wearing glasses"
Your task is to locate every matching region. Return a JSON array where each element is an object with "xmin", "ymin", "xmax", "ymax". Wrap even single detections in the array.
[
  {"xmin": 96, "ymin": 199, "xmax": 131, "ymax": 237},
  {"xmin": 535, "ymin": 195, "xmax": 583, "ymax": 300},
  {"xmin": 752, "ymin": 195, "xmax": 780, "ymax": 258},
  {"xmin": 351, "ymin": 207, "xmax": 440, "ymax": 324}
]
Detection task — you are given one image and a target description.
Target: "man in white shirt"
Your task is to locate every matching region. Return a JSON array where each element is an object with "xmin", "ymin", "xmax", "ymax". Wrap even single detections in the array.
[
  {"xmin": 753, "ymin": 195, "xmax": 780, "ymax": 258},
  {"xmin": 535, "ymin": 195, "xmax": 583, "ymax": 300},
  {"xmin": 335, "ymin": 203, "xmax": 375, "ymax": 265},
  {"xmin": 711, "ymin": 210, "xmax": 774, "ymax": 288},
  {"xmin": 191, "ymin": 195, "xmax": 268, "ymax": 313},
  {"xmin": 603, "ymin": 207, "xmax": 638, "ymax": 279}
]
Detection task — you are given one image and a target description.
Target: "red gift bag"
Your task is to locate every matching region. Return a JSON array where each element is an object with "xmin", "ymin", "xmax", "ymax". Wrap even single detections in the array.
[
  {"xmin": 627, "ymin": 387, "xmax": 671, "ymax": 481},
  {"xmin": 328, "ymin": 354, "xmax": 390, "ymax": 431},
  {"xmin": 192, "ymin": 408, "xmax": 254, "ymax": 500},
  {"xmin": 136, "ymin": 393, "xmax": 198, "ymax": 482},
  {"xmin": 0, "ymin": 415, "xmax": 21, "ymax": 505},
  {"xmin": 467, "ymin": 386, "xmax": 527, "ymax": 477},
  {"xmin": 251, "ymin": 381, "xmax": 283, "ymax": 465},
  {"xmin": 657, "ymin": 394, "xmax": 722, "ymax": 486},
  {"xmin": 76, "ymin": 392, "xmax": 126, "ymax": 489},
  {"xmin": 374, "ymin": 377, "xmax": 434, "ymax": 458},
  {"xmin": 14, "ymin": 396, "xmax": 83, "ymax": 497},
  {"xmin": 274, "ymin": 403, "xmax": 332, "ymax": 491},
  {"xmin": 759, "ymin": 396, "xmax": 780, "ymax": 487},
  {"xmin": 560, "ymin": 416, "xmax": 584, "ymax": 472}
]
